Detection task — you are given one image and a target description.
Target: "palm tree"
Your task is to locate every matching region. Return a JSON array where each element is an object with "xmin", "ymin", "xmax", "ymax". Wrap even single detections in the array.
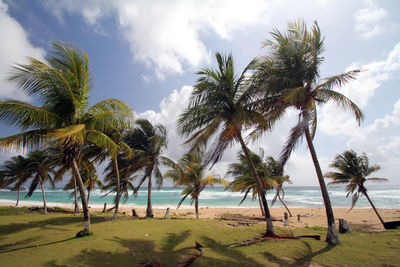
[
  {"xmin": 163, "ymin": 150, "xmax": 226, "ymax": 219},
  {"xmin": 227, "ymin": 150, "xmax": 275, "ymax": 216},
  {"xmin": 0, "ymin": 42, "xmax": 132, "ymax": 232},
  {"xmin": 265, "ymin": 156, "xmax": 293, "ymax": 217},
  {"xmin": 0, "ymin": 155, "xmax": 30, "ymax": 206},
  {"xmin": 123, "ymin": 119, "xmax": 168, "ymax": 218},
  {"xmin": 24, "ymin": 149, "xmax": 56, "ymax": 214},
  {"xmin": 178, "ymin": 52, "xmax": 275, "ymax": 235},
  {"xmin": 251, "ymin": 20, "xmax": 364, "ymax": 244},
  {"xmin": 80, "ymin": 161, "xmax": 103, "ymax": 204},
  {"xmin": 325, "ymin": 150, "xmax": 388, "ymax": 226}
]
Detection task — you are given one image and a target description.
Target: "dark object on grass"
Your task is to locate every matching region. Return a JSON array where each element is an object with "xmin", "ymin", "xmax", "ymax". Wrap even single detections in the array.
[
  {"xmin": 338, "ymin": 219, "xmax": 350, "ymax": 233},
  {"xmin": 76, "ymin": 229, "xmax": 93, "ymax": 237},
  {"xmin": 284, "ymin": 212, "xmax": 289, "ymax": 226},
  {"xmin": 383, "ymin": 221, "xmax": 400, "ymax": 229},
  {"xmin": 132, "ymin": 209, "xmax": 138, "ymax": 217},
  {"xmin": 139, "ymin": 257, "xmax": 163, "ymax": 267},
  {"xmin": 173, "ymin": 241, "xmax": 204, "ymax": 267}
]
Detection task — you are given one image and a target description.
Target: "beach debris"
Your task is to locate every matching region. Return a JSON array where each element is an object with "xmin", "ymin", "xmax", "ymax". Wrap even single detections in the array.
[
  {"xmin": 227, "ymin": 221, "xmax": 252, "ymax": 227},
  {"xmin": 284, "ymin": 212, "xmax": 289, "ymax": 226},
  {"xmin": 338, "ymin": 219, "xmax": 350, "ymax": 233},
  {"xmin": 297, "ymin": 215, "xmax": 301, "ymax": 221},
  {"xmin": 102, "ymin": 203, "xmax": 107, "ymax": 213},
  {"xmin": 145, "ymin": 233, "xmax": 150, "ymax": 237},
  {"xmin": 164, "ymin": 207, "xmax": 170, "ymax": 219},
  {"xmin": 132, "ymin": 209, "xmax": 139, "ymax": 218}
]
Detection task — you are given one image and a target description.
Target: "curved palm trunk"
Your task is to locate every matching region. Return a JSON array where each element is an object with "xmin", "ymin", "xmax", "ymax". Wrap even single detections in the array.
[
  {"xmin": 195, "ymin": 196, "xmax": 199, "ymax": 219},
  {"xmin": 277, "ymin": 193, "xmax": 292, "ymax": 217},
  {"xmin": 305, "ymin": 128, "xmax": 339, "ymax": 245},
  {"xmin": 73, "ymin": 175, "xmax": 80, "ymax": 215},
  {"xmin": 362, "ymin": 189, "xmax": 385, "ymax": 226},
  {"xmin": 258, "ymin": 192, "xmax": 265, "ymax": 216},
  {"xmin": 112, "ymin": 156, "xmax": 121, "ymax": 220},
  {"xmin": 72, "ymin": 158, "xmax": 90, "ymax": 231},
  {"xmin": 87, "ymin": 188, "xmax": 91, "ymax": 204},
  {"xmin": 237, "ymin": 132, "xmax": 274, "ymax": 235},
  {"xmin": 146, "ymin": 173, "xmax": 154, "ymax": 218},
  {"xmin": 40, "ymin": 179, "xmax": 47, "ymax": 214},
  {"xmin": 16, "ymin": 187, "xmax": 20, "ymax": 207}
]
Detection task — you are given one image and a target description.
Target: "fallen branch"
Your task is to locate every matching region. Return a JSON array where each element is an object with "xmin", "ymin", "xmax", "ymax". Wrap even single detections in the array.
[{"xmin": 173, "ymin": 241, "xmax": 204, "ymax": 267}]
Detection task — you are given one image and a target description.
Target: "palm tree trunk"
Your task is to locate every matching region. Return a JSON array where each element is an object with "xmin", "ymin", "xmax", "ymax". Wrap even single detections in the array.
[
  {"xmin": 195, "ymin": 196, "xmax": 199, "ymax": 219},
  {"xmin": 40, "ymin": 180, "xmax": 47, "ymax": 214},
  {"xmin": 146, "ymin": 173, "xmax": 154, "ymax": 218},
  {"xmin": 258, "ymin": 192, "xmax": 265, "ymax": 216},
  {"xmin": 16, "ymin": 187, "xmax": 20, "ymax": 207},
  {"xmin": 305, "ymin": 127, "xmax": 339, "ymax": 245},
  {"xmin": 112, "ymin": 156, "xmax": 121, "ymax": 220},
  {"xmin": 236, "ymin": 131, "xmax": 274, "ymax": 235},
  {"xmin": 72, "ymin": 158, "xmax": 90, "ymax": 231},
  {"xmin": 362, "ymin": 189, "xmax": 385, "ymax": 226},
  {"xmin": 278, "ymin": 193, "xmax": 292, "ymax": 217},
  {"xmin": 87, "ymin": 188, "xmax": 91, "ymax": 204},
  {"xmin": 73, "ymin": 175, "xmax": 80, "ymax": 215}
]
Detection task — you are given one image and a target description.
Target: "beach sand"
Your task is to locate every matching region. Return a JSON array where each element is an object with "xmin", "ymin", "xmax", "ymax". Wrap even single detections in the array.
[
  {"xmin": 113, "ymin": 206, "xmax": 400, "ymax": 230},
  {"xmin": 4, "ymin": 202, "xmax": 398, "ymax": 230}
]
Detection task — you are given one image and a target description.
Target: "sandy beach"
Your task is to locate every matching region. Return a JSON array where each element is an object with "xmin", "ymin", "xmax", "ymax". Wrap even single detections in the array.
[{"xmin": 3, "ymin": 202, "xmax": 399, "ymax": 230}]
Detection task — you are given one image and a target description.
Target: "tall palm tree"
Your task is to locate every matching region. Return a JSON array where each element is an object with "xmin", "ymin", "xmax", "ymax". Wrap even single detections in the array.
[
  {"xmin": 265, "ymin": 156, "xmax": 293, "ymax": 217},
  {"xmin": 227, "ymin": 150, "xmax": 275, "ymax": 216},
  {"xmin": 123, "ymin": 119, "xmax": 168, "ymax": 218},
  {"xmin": 325, "ymin": 150, "xmax": 388, "ymax": 226},
  {"xmin": 251, "ymin": 20, "xmax": 364, "ymax": 244},
  {"xmin": 163, "ymin": 150, "xmax": 226, "ymax": 219},
  {"xmin": 178, "ymin": 52, "xmax": 275, "ymax": 235},
  {"xmin": 24, "ymin": 149, "xmax": 56, "ymax": 214},
  {"xmin": 0, "ymin": 155, "xmax": 30, "ymax": 206},
  {"xmin": 0, "ymin": 42, "xmax": 132, "ymax": 232}
]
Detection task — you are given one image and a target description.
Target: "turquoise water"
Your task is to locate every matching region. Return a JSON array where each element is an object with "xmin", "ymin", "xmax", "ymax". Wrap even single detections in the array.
[{"xmin": 1, "ymin": 185, "xmax": 399, "ymax": 209}]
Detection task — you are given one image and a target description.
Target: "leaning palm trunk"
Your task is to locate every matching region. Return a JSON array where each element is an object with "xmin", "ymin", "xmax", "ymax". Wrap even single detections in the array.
[
  {"xmin": 258, "ymin": 192, "xmax": 265, "ymax": 216},
  {"xmin": 112, "ymin": 156, "xmax": 121, "ymax": 220},
  {"xmin": 87, "ymin": 188, "xmax": 91, "ymax": 203},
  {"xmin": 146, "ymin": 173, "xmax": 154, "ymax": 218},
  {"xmin": 305, "ymin": 128, "xmax": 339, "ymax": 245},
  {"xmin": 16, "ymin": 188, "xmax": 20, "ymax": 207},
  {"xmin": 237, "ymin": 132, "xmax": 274, "ymax": 235},
  {"xmin": 277, "ymin": 193, "xmax": 292, "ymax": 217},
  {"xmin": 73, "ymin": 175, "xmax": 80, "ymax": 215},
  {"xmin": 40, "ymin": 180, "xmax": 47, "ymax": 214},
  {"xmin": 72, "ymin": 158, "xmax": 90, "ymax": 231},
  {"xmin": 195, "ymin": 196, "xmax": 199, "ymax": 219},
  {"xmin": 361, "ymin": 188, "xmax": 385, "ymax": 226}
]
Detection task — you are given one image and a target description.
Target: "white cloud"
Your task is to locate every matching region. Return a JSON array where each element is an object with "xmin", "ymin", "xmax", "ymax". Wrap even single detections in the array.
[
  {"xmin": 320, "ymin": 42, "xmax": 400, "ymax": 137},
  {"xmin": 42, "ymin": 0, "xmax": 270, "ymax": 79},
  {"xmin": 355, "ymin": 0, "xmax": 387, "ymax": 39},
  {"xmin": 0, "ymin": 0, "xmax": 45, "ymax": 101}
]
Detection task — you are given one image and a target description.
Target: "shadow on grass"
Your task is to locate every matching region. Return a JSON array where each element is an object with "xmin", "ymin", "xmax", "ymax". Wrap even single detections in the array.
[
  {"xmin": 0, "ymin": 216, "xmax": 108, "ymax": 236},
  {"xmin": 0, "ymin": 237, "xmax": 76, "ymax": 254},
  {"xmin": 263, "ymin": 240, "xmax": 334, "ymax": 266},
  {"xmin": 42, "ymin": 231, "xmax": 265, "ymax": 266}
]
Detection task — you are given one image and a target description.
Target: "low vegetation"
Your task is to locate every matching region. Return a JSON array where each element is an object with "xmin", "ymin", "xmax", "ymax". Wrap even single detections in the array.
[{"xmin": 0, "ymin": 207, "xmax": 399, "ymax": 267}]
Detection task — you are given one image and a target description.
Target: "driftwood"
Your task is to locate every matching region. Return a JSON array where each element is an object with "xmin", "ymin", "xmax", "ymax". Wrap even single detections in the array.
[
  {"xmin": 227, "ymin": 221, "xmax": 253, "ymax": 227},
  {"xmin": 338, "ymin": 219, "xmax": 350, "ymax": 233},
  {"xmin": 220, "ymin": 216, "xmax": 282, "ymax": 222}
]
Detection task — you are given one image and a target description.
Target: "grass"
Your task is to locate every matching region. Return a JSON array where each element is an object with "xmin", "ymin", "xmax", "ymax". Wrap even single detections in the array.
[{"xmin": 0, "ymin": 207, "xmax": 399, "ymax": 266}]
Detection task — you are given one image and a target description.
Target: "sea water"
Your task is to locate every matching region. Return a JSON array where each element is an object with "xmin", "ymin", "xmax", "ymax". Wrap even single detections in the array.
[{"xmin": 1, "ymin": 185, "xmax": 399, "ymax": 209}]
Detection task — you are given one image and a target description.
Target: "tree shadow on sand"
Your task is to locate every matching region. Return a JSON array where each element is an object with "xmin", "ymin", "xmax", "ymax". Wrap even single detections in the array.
[{"xmin": 263, "ymin": 240, "xmax": 334, "ymax": 266}]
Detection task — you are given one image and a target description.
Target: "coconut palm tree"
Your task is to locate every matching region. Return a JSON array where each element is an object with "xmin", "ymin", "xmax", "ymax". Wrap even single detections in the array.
[
  {"xmin": 24, "ymin": 149, "xmax": 56, "ymax": 214},
  {"xmin": 325, "ymin": 150, "xmax": 388, "ymax": 226},
  {"xmin": 0, "ymin": 155, "xmax": 30, "ymax": 206},
  {"xmin": 178, "ymin": 52, "xmax": 275, "ymax": 235},
  {"xmin": 227, "ymin": 150, "xmax": 275, "ymax": 216},
  {"xmin": 123, "ymin": 119, "xmax": 168, "ymax": 218},
  {"xmin": 0, "ymin": 42, "xmax": 132, "ymax": 232},
  {"xmin": 266, "ymin": 156, "xmax": 293, "ymax": 217},
  {"xmin": 163, "ymin": 150, "xmax": 227, "ymax": 219},
  {"xmin": 251, "ymin": 20, "xmax": 364, "ymax": 244}
]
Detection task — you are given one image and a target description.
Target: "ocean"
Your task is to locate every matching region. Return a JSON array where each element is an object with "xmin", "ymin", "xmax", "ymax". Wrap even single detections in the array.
[{"xmin": 0, "ymin": 185, "xmax": 399, "ymax": 209}]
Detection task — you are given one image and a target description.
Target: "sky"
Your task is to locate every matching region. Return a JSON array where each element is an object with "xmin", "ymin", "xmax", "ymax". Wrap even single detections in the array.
[{"xmin": 0, "ymin": 0, "xmax": 399, "ymax": 186}]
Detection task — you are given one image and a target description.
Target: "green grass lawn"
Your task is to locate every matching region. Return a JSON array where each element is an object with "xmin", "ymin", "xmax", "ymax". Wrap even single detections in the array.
[{"xmin": 0, "ymin": 207, "xmax": 399, "ymax": 266}]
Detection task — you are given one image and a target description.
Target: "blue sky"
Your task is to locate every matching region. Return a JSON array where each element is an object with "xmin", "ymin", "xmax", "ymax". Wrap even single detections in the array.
[{"xmin": 0, "ymin": 0, "xmax": 399, "ymax": 186}]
